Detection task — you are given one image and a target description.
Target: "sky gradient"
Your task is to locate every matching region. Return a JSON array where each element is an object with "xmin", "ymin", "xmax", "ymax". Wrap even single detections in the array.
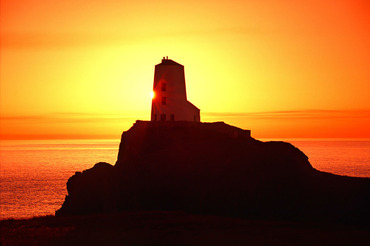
[{"xmin": 1, "ymin": 0, "xmax": 370, "ymax": 139}]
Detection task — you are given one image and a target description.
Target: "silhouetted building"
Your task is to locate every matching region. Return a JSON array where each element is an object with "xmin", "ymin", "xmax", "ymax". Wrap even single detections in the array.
[{"xmin": 151, "ymin": 57, "xmax": 200, "ymax": 122}]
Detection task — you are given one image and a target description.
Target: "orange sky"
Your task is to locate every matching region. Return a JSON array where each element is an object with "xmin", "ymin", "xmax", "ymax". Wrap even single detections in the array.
[{"xmin": 1, "ymin": 0, "xmax": 370, "ymax": 139}]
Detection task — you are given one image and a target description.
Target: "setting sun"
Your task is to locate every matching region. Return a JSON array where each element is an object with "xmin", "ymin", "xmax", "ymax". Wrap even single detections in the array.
[{"xmin": 151, "ymin": 91, "xmax": 155, "ymax": 100}]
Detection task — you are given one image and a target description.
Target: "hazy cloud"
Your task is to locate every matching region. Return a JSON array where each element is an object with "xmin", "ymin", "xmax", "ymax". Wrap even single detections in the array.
[
  {"xmin": 2, "ymin": 109, "xmax": 369, "ymax": 125},
  {"xmin": 0, "ymin": 112, "xmax": 137, "ymax": 124},
  {"xmin": 1, "ymin": 31, "xmax": 127, "ymax": 49},
  {"xmin": 203, "ymin": 109, "xmax": 370, "ymax": 120},
  {"xmin": 1, "ymin": 27, "xmax": 261, "ymax": 50}
]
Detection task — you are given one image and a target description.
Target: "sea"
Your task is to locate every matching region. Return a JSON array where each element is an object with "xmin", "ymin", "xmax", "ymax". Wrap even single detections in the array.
[{"xmin": 0, "ymin": 139, "xmax": 369, "ymax": 220}]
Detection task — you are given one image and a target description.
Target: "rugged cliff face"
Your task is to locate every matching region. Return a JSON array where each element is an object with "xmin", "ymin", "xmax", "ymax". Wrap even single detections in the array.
[{"xmin": 56, "ymin": 121, "xmax": 369, "ymax": 223}]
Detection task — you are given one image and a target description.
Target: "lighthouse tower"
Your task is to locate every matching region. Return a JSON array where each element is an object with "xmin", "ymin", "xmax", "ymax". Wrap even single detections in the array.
[{"xmin": 151, "ymin": 57, "xmax": 200, "ymax": 122}]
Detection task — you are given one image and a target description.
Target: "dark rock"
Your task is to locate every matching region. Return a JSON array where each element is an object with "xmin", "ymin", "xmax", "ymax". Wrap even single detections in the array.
[
  {"xmin": 56, "ymin": 121, "xmax": 370, "ymax": 224},
  {"xmin": 56, "ymin": 162, "xmax": 116, "ymax": 216}
]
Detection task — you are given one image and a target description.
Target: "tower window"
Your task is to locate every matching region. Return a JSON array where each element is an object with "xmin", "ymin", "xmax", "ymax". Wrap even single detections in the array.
[
  {"xmin": 170, "ymin": 114, "xmax": 175, "ymax": 121},
  {"xmin": 161, "ymin": 83, "xmax": 166, "ymax": 91},
  {"xmin": 160, "ymin": 114, "xmax": 166, "ymax": 121},
  {"xmin": 162, "ymin": 96, "xmax": 167, "ymax": 105}
]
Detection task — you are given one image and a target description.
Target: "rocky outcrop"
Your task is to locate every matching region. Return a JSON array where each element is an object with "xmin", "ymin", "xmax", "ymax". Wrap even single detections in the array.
[
  {"xmin": 56, "ymin": 121, "xmax": 370, "ymax": 223},
  {"xmin": 58, "ymin": 162, "xmax": 116, "ymax": 215}
]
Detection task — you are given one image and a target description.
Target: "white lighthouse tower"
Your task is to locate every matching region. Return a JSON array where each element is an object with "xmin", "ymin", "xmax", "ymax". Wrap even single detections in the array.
[{"xmin": 151, "ymin": 57, "xmax": 200, "ymax": 122}]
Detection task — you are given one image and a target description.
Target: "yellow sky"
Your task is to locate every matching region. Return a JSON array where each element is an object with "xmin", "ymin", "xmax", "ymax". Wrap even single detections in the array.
[{"xmin": 1, "ymin": 0, "xmax": 370, "ymax": 139}]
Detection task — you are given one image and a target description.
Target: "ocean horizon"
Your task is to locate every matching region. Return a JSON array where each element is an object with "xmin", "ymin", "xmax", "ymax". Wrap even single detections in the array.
[{"xmin": 1, "ymin": 138, "xmax": 369, "ymax": 220}]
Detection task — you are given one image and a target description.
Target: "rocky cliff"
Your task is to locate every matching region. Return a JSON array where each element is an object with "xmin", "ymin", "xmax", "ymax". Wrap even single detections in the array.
[{"xmin": 56, "ymin": 121, "xmax": 370, "ymax": 223}]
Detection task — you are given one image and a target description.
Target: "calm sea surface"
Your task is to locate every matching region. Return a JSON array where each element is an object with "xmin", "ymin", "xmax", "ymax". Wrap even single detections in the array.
[{"xmin": 0, "ymin": 139, "xmax": 369, "ymax": 219}]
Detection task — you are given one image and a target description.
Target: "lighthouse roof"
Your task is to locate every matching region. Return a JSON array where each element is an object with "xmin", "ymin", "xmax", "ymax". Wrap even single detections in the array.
[{"xmin": 156, "ymin": 57, "xmax": 183, "ymax": 67}]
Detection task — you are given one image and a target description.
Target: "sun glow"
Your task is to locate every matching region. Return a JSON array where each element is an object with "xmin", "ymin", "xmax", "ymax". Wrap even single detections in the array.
[{"xmin": 151, "ymin": 91, "xmax": 155, "ymax": 99}]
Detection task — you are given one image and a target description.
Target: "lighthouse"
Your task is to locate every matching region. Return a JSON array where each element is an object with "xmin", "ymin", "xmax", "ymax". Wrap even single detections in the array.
[{"xmin": 151, "ymin": 57, "xmax": 200, "ymax": 122}]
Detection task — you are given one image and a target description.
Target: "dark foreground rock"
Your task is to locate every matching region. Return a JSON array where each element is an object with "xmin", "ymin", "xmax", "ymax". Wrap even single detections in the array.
[
  {"xmin": 56, "ymin": 121, "xmax": 370, "ymax": 224},
  {"xmin": 2, "ymin": 211, "xmax": 370, "ymax": 246}
]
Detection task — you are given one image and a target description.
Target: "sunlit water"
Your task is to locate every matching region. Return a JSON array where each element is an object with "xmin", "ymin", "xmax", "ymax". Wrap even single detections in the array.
[
  {"xmin": 288, "ymin": 140, "xmax": 370, "ymax": 178},
  {"xmin": 0, "ymin": 140, "xmax": 119, "ymax": 220},
  {"xmin": 0, "ymin": 139, "xmax": 369, "ymax": 219}
]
